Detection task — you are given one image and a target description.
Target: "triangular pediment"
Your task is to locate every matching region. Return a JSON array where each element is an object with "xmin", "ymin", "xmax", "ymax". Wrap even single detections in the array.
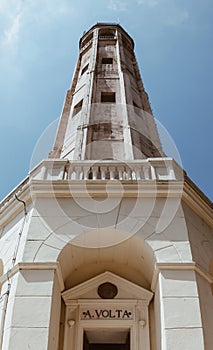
[{"xmin": 62, "ymin": 271, "xmax": 153, "ymax": 303}]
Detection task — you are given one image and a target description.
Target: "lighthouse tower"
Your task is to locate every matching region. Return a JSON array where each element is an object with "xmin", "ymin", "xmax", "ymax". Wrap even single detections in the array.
[{"xmin": 0, "ymin": 23, "xmax": 212, "ymax": 350}]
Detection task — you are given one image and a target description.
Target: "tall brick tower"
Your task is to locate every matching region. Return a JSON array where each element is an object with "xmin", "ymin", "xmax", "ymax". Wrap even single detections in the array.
[{"xmin": 0, "ymin": 23, "xmax": 212, "ymax": 350}]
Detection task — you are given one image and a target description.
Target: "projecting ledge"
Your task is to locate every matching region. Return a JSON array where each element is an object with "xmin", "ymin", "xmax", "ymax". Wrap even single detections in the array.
[{"xmin": 28, "ymin": 180, "xmax": 184, "ymax": 200}]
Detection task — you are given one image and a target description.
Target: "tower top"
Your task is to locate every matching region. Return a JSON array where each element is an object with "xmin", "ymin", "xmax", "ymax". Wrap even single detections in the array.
[
  {"xmin": 50, "ymin": 23, "xmax": 162, "ymax": 160},
  {"xmin": 79, "ymin": 22, "xmax": 134, "ymax": 49}
]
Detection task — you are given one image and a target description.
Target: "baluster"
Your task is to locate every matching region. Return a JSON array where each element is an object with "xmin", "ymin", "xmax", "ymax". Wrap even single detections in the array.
[
  {"xmin": 118, "ymin": 166, "xmax": 124, "ymax": 180},
  {"xmin": 83, "ymin": 166, "xmax": 90, "ymax": 180},
  {"xmin": 109, "ymin": 166, "xmax": 115, "ymax": 180},
  {"xmin": 135, "ymin": 166, "xmax": 142, "ymax": 180},
  {"xmin": 126, "ymin": 167, "xmax": 132, "ymax": 180},
  {"xmin": 131, "ymin": 167, "xmax": 136, "ymax": 180},
  {"xmin": 75, "ymin": 166, "xmax": 82, "ymax": 180},
  {"xmin": 150, "ymin": 165, "xmax": 156, "ymax": 180},
  {"xmin": 100, "ymin": 166, "xmax": 107, "ymax": 180},
  {"xmin": 143, "ymin": 165, "xmax": 150, "ymax": 180},
  {"xmin": 68, "ymin": 166, "xmax": 74, "ymax": 180},
  {"xmin": 63, "ymin": 162, "xmax": 69, "ymax": 180},
  {"xmin": 92, "ymin": 166, "xmax": 98, "ymax": 180}
]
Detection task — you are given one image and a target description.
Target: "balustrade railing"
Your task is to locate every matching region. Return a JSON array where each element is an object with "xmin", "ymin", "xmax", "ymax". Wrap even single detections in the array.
[
  {"xmin": 99, "ymin": 35, "xmax": 117, "ymax": 40},
  {"xmin": 0, "ymin": 158, "xmax": 181, "ymax": 211},
  {"xmin": 31, "ymin": 158, "xmax": 179, "ymax": 182}
]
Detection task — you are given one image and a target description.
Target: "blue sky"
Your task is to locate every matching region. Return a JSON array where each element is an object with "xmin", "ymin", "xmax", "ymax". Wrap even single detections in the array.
[{"xmin": 0, "ymin": 0, "xmax": 212, "ymax": 201}]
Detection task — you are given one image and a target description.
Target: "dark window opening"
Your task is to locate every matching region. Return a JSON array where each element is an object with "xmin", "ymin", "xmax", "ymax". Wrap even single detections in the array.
[
  {"xmin": 101, "ymin": 92, "xmax": 116, "ymax": 103},
  {"xmin": 81, "ymin": 63, "xmax": 89, "ymax": 75},
  {"xmin": 99, "ymin": 29, "xmax": 116, "ymax": 39},
  {"xmin": 102, "ymin": 57, "xmax": 113, "ymax": 64},
  {"xmin": 73, "ymin": 99, "xmax": 83, "ymax": 116},
  {"xmin": 83, "ymin": 330, "xmax": 130, "ymax": 350}
]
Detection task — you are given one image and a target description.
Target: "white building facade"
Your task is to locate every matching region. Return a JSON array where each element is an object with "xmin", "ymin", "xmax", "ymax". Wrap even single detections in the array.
[{"xmin": 0, "ymin": 23, "xmax": 213, "ymax": 350}]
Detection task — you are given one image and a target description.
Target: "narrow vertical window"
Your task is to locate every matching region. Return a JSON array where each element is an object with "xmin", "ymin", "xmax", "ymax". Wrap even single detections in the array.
[
  {"xmin": 73, "ymin": 99, "xmax": 83, "ymax": 116},
  {"xmin": 81, "ymin": 63, "xmax": 89, "ymax": 75}
]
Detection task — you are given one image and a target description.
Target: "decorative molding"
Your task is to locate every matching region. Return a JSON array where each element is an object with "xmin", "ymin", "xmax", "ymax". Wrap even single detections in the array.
[
  {"xmin": 183, "ymin": 175, "xmax": 213, "ymax": 227},
  {"xmin": 139, "ymin": 319, "xmax": 146, "ymax": 327},
  {"xmin": 0, "ymin": 182, "xmax": 32, "ymax": 227},
  {"xmin": 67, "ymin": 319, "xmax": 75, "ymax": 328},
  {"xmin": 151, "ymin": 262, "xmax": 213, "ymax": 292},
  {"xmin": 0, "ymin": 160, "xmax": 212, "ymax": 228},
  {"xmin": 62, "ymin": 271, "xmax": 153, "ymax": 304},
  {"xmin": 29, "ymin": 180, "xmax": 184, "ymax": 197},
  {"xmin": 0, "ymin": 262, "xmax": 65, "ymax": 291}
]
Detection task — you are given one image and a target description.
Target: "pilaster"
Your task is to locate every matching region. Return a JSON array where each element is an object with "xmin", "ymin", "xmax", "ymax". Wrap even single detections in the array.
[{"xmin": 154, "ymin": 268, "xmax": 205, "ymax": 350}]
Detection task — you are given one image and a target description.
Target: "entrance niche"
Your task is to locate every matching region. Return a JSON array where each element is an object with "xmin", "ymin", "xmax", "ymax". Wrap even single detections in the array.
[{"xmin": 62, "ymin": 272, "xmax": 153, "ymax": 350}]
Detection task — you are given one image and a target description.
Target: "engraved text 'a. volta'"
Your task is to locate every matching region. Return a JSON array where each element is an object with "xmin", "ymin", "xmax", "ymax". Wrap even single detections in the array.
[{"xmin": 81, "ymin": 308, "xmax": 134, "ymax": 320}]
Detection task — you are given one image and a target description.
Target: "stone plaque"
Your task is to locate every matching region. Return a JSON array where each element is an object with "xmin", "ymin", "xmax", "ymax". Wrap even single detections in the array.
[{"xmin": 81, "ymin": 307, "xmax": 134, "ymax": 320}]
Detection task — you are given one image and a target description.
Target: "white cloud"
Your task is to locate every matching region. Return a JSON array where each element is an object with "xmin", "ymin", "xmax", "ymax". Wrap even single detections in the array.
[
  {"xmin": 0, "ymin": 0, "xmax": 23, "ymax": 48},
  {"xmin": 2, "ymin": 12, "xmax": 22, "ymax": 47},
  {"xmin": 0, "ymin": 0, "xmax": 22, "ymax": 15},
  {"xmin": 0, "ymin": 0, "xmax": 74, "ymax": 49},
  {"xmin": 108, "ymin": 0, "xmax": 128, "ymax": 11}
]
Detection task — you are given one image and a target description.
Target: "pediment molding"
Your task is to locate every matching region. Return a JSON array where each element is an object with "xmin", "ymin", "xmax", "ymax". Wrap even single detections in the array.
[{"xmin": 62, "ymin": 271, "xmax": 153, "ymax": 304}]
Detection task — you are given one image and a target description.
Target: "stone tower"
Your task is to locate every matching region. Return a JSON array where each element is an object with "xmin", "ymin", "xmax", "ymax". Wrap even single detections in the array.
[
  {"xmin": 50, "ymin": 23, "xmax": 162, "ymax": 162},
  {"xmin": 0, "ymin": 23, "xmax": 212, "ymax": 350}
]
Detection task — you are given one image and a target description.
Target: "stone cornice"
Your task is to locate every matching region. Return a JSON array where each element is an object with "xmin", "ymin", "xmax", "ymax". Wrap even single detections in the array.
[
  {"xmin": 151, "ymin": 262, "xmax": 213, "ymax": 292},
  {"xmin": 182, "ymin": 174, "xmax": 213, "ymax": 226},
  {"xmin": 29, "ymin": 179, "xmax": 184, "ymax": 198},
  {"xmin": 0, "ymin": 262, "xmax": 64, "ymax": 291},
  {"xmin": 184, "ymin": 174, "xmax": 212, "ymax": 208},
  {"xmin": 0, "ymin": 178, "xmax": 32, "ymax": 227},
  {"xmin": 2, "ymin": 261, "xmax": 212, "ymax": 298},
  {"xmin": 0, "ymin": 177, "xmax": 212, "ymax": 229}
]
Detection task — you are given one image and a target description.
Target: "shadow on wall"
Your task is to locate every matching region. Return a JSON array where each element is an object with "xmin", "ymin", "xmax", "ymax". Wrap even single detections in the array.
[{"xmin": 57, "ymin": 234, "xmax": 155, "ymax": 291}]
